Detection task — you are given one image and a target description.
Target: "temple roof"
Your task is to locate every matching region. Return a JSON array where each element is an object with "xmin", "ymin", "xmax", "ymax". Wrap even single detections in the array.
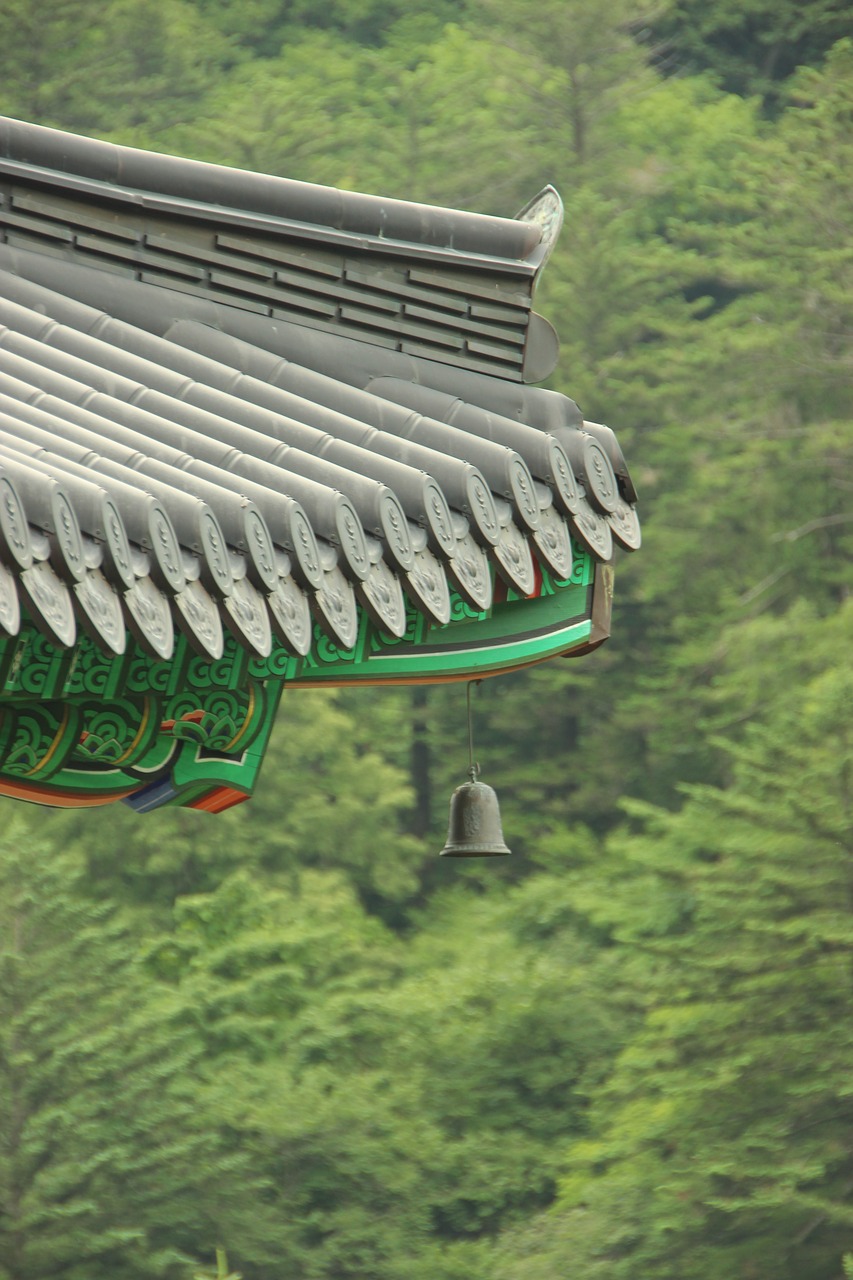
[{"xmin": 0, "ymin": 117, "xmax": 640, "ymax": 812}]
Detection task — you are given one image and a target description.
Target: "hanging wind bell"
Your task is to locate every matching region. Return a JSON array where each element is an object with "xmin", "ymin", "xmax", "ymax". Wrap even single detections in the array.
[{"xmin": 439, "ymin": 681, "xmax": 511, "ymax": 858}]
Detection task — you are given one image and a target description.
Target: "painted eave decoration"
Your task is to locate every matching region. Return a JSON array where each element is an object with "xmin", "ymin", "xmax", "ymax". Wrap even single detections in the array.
[{"xmin": 0, "ymin": 117, "xmax": 640, "ymax": 813}]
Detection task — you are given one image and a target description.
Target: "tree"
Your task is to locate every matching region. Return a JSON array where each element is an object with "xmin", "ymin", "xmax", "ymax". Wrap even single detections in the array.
[
  {"xmin": 145, "ymin": 867, "xmax": 438, "ymax": 1279},
  {"xmin": 134, "ymin": 863, "xmax": 631, "ymax": 1279},
  {"xmin": 0, "ymin": 0, "xmax": 235, "ymax": 133},
  {"xmin": 470, "ymin": 0, "xmax": 664, "ymax": 178},
  {"xmin": 185, "ymin": 0, "xmax": 467, "ymax": 57},
  {"xmin": 495, "ymin": 600, "xmax": 853, "ymax": 1280},
  {"xmin": 0, "ymin": 824, "xmax": 259, "ymax": 1280},
  {"xmin": 646, "ymin": 0, "xmax": 853, "ymax": 105}
]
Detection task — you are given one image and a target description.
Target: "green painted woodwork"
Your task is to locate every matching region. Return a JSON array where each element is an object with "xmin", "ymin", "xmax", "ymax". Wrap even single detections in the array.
[{"xmin": 0, "ymin": 550, "xmax": 597, "ymax": 808}]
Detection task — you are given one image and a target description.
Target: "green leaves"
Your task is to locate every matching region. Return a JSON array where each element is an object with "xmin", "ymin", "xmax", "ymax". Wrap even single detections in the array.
[
  {"xmin": 502, "ymin": 608, "xmax": 853, "ymax": 1280},
  {"xmin": 0, "ymin": 828, "xmax": 253, "ymax": 1280},
  {"xmin": 193, "ymin": 1250, "xmax": 242, "ymax": 1280},
  {"xmin": 0, "ymin": 0, "xmax": 236, "ymax": 132},
  {"xmin": 1, "ymin": 7, "xmax": 851, "ymax": 1279},
  {"xmin": 643, "ymin": 0, "xmax": 853, "ymax": 104},
  {"xmin": 113, "ymin": 863, "xmax": 628, "ymax": 1277}
]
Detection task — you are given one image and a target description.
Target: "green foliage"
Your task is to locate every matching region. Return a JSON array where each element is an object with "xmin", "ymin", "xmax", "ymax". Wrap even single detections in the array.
[
  {"xmin": 497, "ymin": 609, "xmax": 853, "ymax": 1279},
  {"xmin": 647, "ymin": 0, "xmax": 853, "ymax": 104},
  {"xmin": 0, "ymin": 6, "xmax": 851, "ymax": 1279},
  {"xmin": 193, "ymin": 1250, "xmax": 242, "ymax": 1280},
  {"xmin": 469, "ymin": 0, "xmax": 663, "ymax": 175},
  {"xmin": 0, "ymin": 826, "xmax": 256, "ymax": 1279},
  {"xmin": 0, "ymin": 0, "xmax": 236, "ymax": 132},
  {"xmin": 131, "ymin": 868, "xmax": 629, "ymax": 1277},
  {"xmin": 187, "ymin": 0, "xmax": 467, "ymax": 56},
  {"xmin": 153, "ymin": 32, "xmax": 382, "ymax": 185}
]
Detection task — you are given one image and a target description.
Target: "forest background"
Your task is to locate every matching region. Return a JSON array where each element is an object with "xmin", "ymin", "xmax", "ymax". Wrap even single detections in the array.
[{"xmin": 0, "ymin": 0, "xmax": 851, "ymax": 1277}]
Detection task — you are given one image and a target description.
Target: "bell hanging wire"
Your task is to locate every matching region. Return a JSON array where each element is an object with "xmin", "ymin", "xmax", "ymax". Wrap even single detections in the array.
[
  {"xmin": 438, "ymin": 679, "xmax": 511, "ymax": 859},
  {"xmin": 466, "ymin": 678, "xmax": 479, "ymax": 784}
]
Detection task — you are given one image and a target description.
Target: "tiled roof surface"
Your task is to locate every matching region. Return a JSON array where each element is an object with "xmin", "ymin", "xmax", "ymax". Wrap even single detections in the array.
[{"xmin": 0, "ymin": 117, "xmax": 639, "ymax": 811}]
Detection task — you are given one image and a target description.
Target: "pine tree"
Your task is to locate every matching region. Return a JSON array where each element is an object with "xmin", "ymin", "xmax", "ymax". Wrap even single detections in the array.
[
  {"xmin": 498, "ymin": 600, "xmax": 853, "ymax": 1280},
  {"xmin": 0, "ymin": 827, "xmax": 252, "ymax": 1280}
]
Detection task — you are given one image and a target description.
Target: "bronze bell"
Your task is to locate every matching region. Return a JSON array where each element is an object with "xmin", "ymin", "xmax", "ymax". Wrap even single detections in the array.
[
  {"xmin": 440, "ymin": 680, "xmax": 511, "ymax": 858},
  {"xmin": 439, "ymin": 774, "xmax": 511, "ymax": 858}
]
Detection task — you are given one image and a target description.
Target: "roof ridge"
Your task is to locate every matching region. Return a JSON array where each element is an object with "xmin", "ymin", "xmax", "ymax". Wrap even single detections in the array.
[{"xmin": 0, "ymin": 116, "xmax": 543, "ymax": 264}]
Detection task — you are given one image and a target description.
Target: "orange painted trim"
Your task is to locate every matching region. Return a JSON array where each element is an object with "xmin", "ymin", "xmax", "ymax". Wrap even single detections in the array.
[
  {"xmin": 0, "ymin": 777, "xmax": 139, "ymax": 807},
  {"xmin": 220, "ymin": 682, "xmax": 257, "ymax": 754},
  {"xmin": 25, "ymin": 703, "xmax": 70, "ymax": 777},
  {"xmin": 113, "ymin": 696, "xmax": 155, "ymax": 766},
  {"xmin": 187, "ymin": 786, "xmax": 251, "ymax": 814}
]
